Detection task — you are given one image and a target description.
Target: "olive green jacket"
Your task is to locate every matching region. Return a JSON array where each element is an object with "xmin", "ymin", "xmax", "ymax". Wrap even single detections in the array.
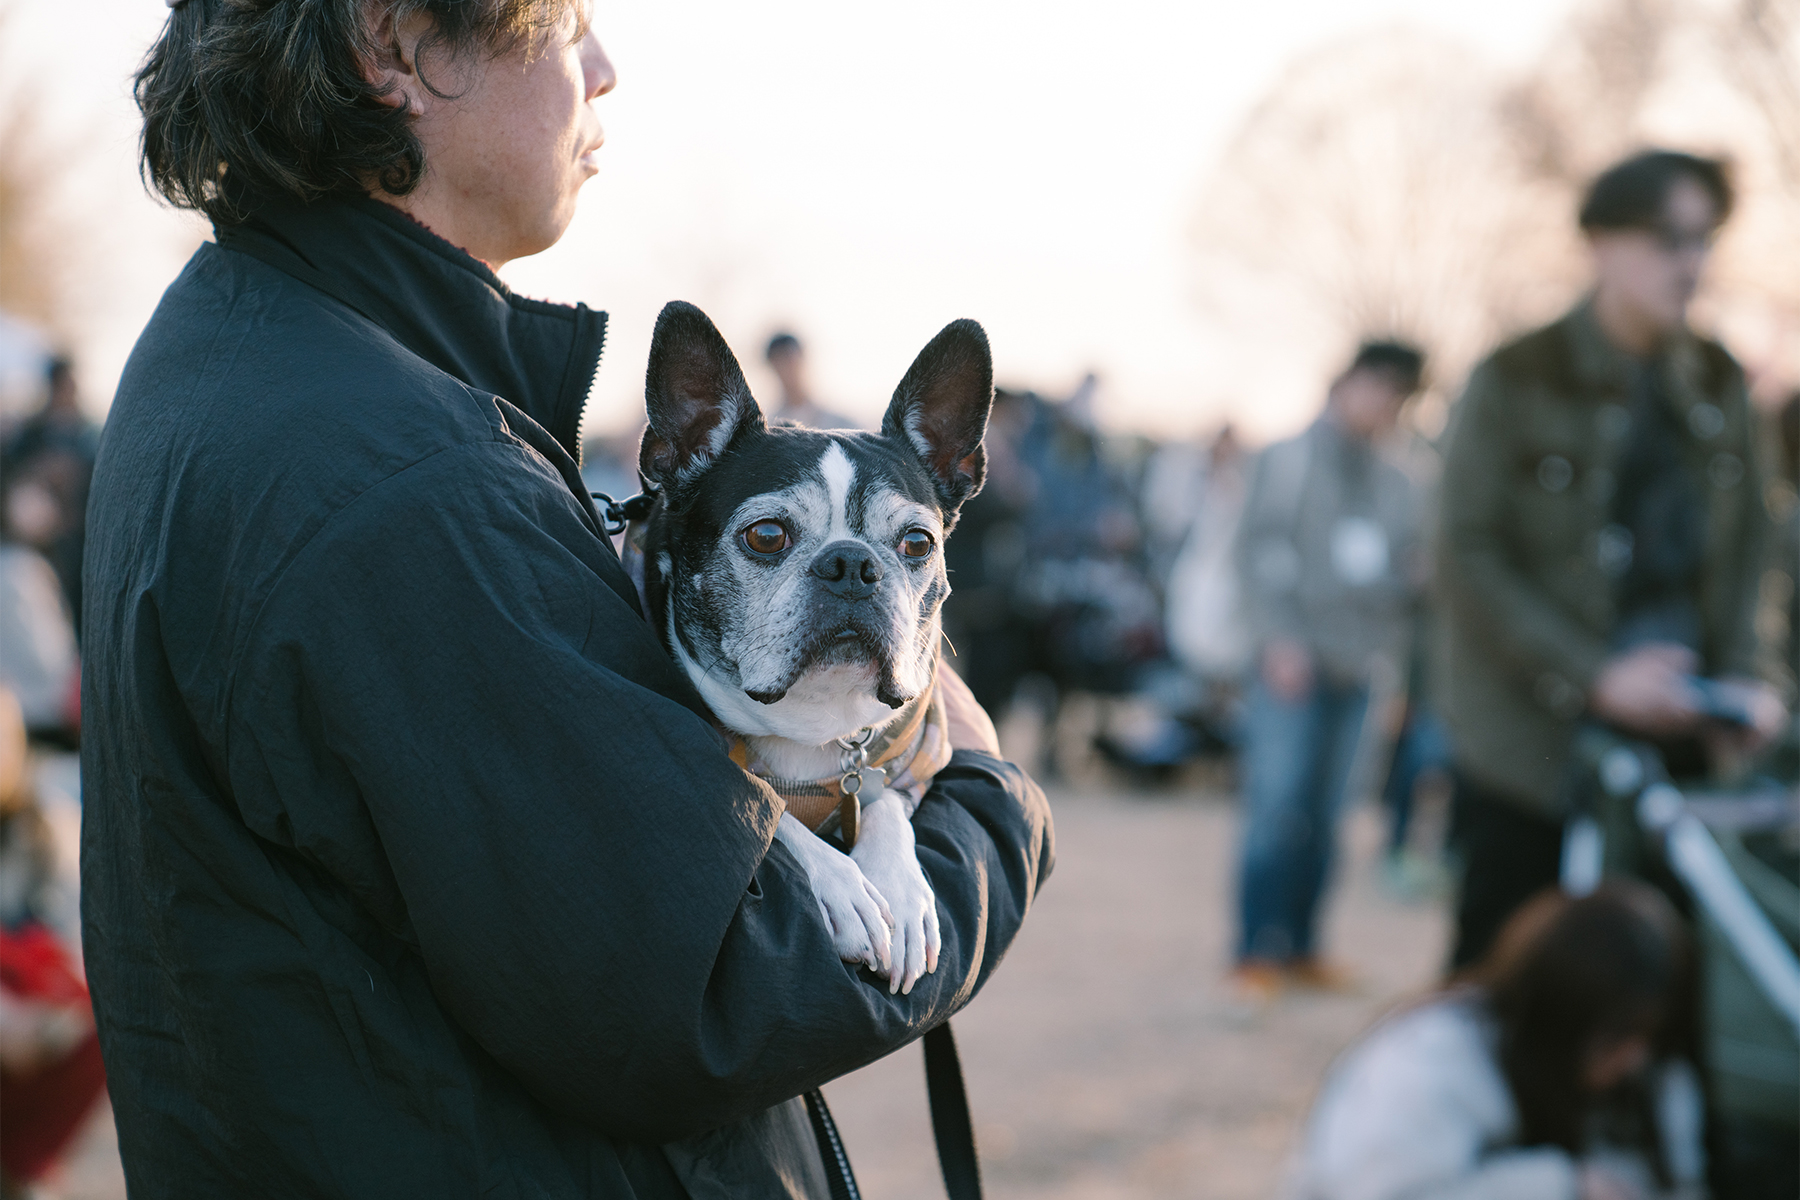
[{"xmin": 1435, "ymin": 300, "xmax": 1766, "ymax": 815}]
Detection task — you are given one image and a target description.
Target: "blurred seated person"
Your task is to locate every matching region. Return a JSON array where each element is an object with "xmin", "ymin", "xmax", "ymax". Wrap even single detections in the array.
[
  {"xmin": 1229, "ymin": 341, "xmax": 1424, "ymax": 1003},
  {"xmin": 1437, "ymin": 150, "xmax": 1785, "ymax": 970},
  {"xmin": 0, "ymin": 689, "xmax": 107, "ymax": 1193},
  {"xmin": 764, "ymin": 331, "xmax": 856, "ymax": 429},
  {"xmin": 1286, "ymin": 883, "xmax": 1705, "ymax": 1200}
]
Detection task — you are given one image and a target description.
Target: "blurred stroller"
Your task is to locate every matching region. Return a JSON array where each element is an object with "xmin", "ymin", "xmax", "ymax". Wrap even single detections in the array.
[{"xmin": 1559, "ymin": 718, "xmax": 1798, "ymax": 1200}]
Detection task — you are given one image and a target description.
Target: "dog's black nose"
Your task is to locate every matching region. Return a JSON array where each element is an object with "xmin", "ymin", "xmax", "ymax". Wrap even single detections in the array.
[{"xmin": 810, "ymin": 540, "xmax": 883, "ymax": 600}]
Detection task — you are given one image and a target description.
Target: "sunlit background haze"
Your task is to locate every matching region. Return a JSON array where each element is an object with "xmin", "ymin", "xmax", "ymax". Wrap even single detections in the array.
[{"xmin": 2, "ymin": 0, "xmax": 1794, "ymax": 443}]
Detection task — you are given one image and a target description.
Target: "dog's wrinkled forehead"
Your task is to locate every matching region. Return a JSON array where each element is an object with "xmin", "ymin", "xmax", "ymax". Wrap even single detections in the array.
[{"xmin": 683, "ymin": 426, "xmax": 944, "ymax": 544}]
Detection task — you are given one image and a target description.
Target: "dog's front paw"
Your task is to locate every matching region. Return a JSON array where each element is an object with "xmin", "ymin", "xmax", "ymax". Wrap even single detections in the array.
[
  {"xmin": 776, "ymin": 813, "xmax": 894, "ymax": 973},
  {"xmin": 852, "ymin": 793, "xmax": 941, "ymax": 995}
]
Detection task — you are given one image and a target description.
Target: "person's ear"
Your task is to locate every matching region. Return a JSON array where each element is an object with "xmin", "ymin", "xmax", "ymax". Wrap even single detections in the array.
[
  {"xmin": 640, "ymin": 302, "xmax": 765, "ymax": 490},
  {"xmin": 360, "ymin": 9, "xmax": 439, "ymax": 114},
  {"xmin": 882, "ymin": 320, "xmax": 993, "ymax": 515}
]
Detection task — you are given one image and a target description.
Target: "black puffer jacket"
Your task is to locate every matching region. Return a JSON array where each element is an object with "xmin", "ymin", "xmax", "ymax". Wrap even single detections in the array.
[{"xmin": 80, "ymin": 197, "xmax": 1053, "ymax": 1198}]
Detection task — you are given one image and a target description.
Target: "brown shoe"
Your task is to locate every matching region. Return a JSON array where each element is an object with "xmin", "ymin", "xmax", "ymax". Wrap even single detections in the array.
[
  {"xmin": 1284, "ymin": 957, "xmax": 1358, "ymax": 993},
  {"xmin": 1223, "ymin": 960, "xmax": 1284, "ymax": 1007}
]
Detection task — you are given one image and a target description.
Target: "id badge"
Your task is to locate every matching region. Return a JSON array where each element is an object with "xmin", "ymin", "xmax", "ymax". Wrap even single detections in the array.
[{"xmin": 1330, "ymin": 517, "xmax": 1389, "ymax": 586}]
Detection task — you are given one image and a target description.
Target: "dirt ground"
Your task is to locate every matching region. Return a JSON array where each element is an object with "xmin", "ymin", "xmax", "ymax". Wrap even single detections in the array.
[{"xmin": 42, "ymin": 778, "xmax": 1450, "ymax": 1200}]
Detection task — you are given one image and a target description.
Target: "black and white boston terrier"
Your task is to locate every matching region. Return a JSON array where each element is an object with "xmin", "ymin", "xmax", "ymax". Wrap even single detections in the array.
[{"xmin": 631, "ymin": 300, "xmax": 992, "ymax": 996}]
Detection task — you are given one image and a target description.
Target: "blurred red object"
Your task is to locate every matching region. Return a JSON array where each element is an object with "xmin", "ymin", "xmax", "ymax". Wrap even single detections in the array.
[{"xmin": 1, "ymin": 922, "xmax": 107, "ymax": 1182}]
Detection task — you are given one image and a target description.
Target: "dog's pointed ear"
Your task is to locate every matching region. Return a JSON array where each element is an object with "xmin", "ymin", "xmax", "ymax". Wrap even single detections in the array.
[
  {"xmin": 640, "ymin": 301, "xmax": 764, "ymax": 490},
  {"xmin": 881, "ymin": 319, "xmax": 993, "ymax": 513}
]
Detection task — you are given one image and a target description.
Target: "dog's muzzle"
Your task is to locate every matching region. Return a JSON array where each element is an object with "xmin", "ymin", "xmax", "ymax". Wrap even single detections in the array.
[{"xmin": 743, "ymin": 614, "xmax": 915, "ymax": 710}]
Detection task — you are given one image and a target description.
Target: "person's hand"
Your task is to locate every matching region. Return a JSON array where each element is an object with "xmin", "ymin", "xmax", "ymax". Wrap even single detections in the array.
[
  {"xmin": 1589, "ymin": 643, "xmax": 1702, "ymax": 737},
  {"xmin": 937, "ymin": 664, "xmax": 1001, "ymax": 755},
  {"xmin": 1700, "ymin": 676, "xmax": 1790, "ymax": 779},
  {"xmin": 1578, "ymin": 1164, "xmax": 1645, "ymax": 1200},
  {"xmin": 1261, "ymin": 639, "xmax": 1314, "ymax": 704},
  {"xmin": 1711, "ymin": 676, "xmax": 1789, "ymax": 748}
]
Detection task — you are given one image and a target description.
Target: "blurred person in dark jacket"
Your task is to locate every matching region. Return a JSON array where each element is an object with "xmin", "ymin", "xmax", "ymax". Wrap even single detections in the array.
[
  {"xmin": 1228, "ymin": 342, "xmax": 1425, "ymax": 1005},
  {"xmin": 1760, "ymin": 392, "xmax": 1798, "ymax": 704},
  {"xmin": 82, "ymin": 4, "xmax": 1052, "ymax": 1196},
  {"xmin": 0, "ymin": 466, "xmax": 80, "ymax": 745},
  {"xmin": 0, "ymin": 358, "xmax": 98, "ymax": 638},
  {"xmin": 1437, "ymin": 150, "xmax": 1783, "ymax": 971}
]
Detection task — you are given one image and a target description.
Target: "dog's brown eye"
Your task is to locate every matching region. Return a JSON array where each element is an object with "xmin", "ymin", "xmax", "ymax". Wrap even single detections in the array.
[
  {"xmin": 899, "ymin": 530, "xmax": 935, "ymax": 559},
  {"xmin": 741, "ymin": 520, "xmax": 790, "ymax": 556}
]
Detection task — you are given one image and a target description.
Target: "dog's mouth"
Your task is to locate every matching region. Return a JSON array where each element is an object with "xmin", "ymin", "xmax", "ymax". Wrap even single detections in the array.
[{"xmin": 743, "ymin": 623, "xmax": 913, "ymax": 710}]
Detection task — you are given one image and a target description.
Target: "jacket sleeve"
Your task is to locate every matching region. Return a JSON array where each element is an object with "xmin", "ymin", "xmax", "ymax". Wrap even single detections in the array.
[
  {"xmin": 1718, "ymin": 379, "xmax": 1769, "ymax": 678},
  {"xmin": 1436, "ymin": 363, "xmax": 1613, "ymax": 692},
  {"xmin": 1234, "ymin": 442, "xmax": 1306, "ymax": 650},
  {"xmin": 234, "ymin": 437, "xmax": 1054, "ymax": 1142}
]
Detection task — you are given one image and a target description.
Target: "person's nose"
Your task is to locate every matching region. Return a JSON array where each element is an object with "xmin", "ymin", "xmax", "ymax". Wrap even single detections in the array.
[
  {"xmin": 583, "ymin": 31, "xmax": 616, "ymax": 102},
  {"xmin": 810, "ymin": 541, "xmax": 884, "ymax": 601}
]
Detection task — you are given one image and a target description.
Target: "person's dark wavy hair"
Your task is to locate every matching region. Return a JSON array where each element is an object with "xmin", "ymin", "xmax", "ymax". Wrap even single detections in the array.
[
  {"xmin": 1469, "ymin": 883, "xmax": 1694, "ymax": 1162},
  {"xmin": 136, "ymin": 0, "xmax": 583, "ymax": 226}
]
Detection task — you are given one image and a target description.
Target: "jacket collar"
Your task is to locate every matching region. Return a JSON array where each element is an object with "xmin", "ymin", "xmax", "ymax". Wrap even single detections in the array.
[
  {"xmin": 214, "ymin": 198, "xmax": 606, "ymax": 460},
  {"xmin": 1565, "ymin": 296, "xmax": 1704, "ymax": 391},
  {"xmin": 1563, "ymin": 295, "xmax": 1717, "ymax": 431}
]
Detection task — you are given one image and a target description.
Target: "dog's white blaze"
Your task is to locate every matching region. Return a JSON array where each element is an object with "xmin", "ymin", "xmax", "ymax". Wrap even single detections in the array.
[{"xmin": 818, "ymin": 442, "xmax": 856, "ymax": 544}]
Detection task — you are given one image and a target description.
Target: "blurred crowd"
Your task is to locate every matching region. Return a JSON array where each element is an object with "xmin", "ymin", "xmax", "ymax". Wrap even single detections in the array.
[
  {"xmin": 663, "ymin": 151, "xmax": 1794, "ymax": 1200},
  {"xmin": 930, "ymin": 151, "xmax": 1799, "ymax": 1200},
  {"xmin": 5, "ymin": 148, "xmax": 1799, "ymax": 1197},
  {"xmin": 1, "ymin": 354, "xmax": 104, "ymax": 1196}
]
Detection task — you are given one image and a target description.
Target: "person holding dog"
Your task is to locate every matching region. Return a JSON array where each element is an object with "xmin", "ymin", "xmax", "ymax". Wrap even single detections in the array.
[{"xmin": 79, "ymin": 3, "xmax": 1053, "ymax": 1196}]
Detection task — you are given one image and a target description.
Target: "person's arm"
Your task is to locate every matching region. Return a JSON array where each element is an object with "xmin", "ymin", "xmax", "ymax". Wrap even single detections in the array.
[
  {"xmin": 1234, "ymin": 441, "xmax": 1306, "ymax": 651},
  {"xmin": 1436, "ymin": 364, "xmax": 1613, "ymax": 696},
  {"xmin": 231, "ymin": 438, "xmax": 1053, "ymax": 1142},
  {"xmin": 1717, "ymin": 379, "xmax": 1770, "ymax": 680},
  {"xmin": 1234, "ymin": 440, "xmax": 1315, "ymax": 698}
]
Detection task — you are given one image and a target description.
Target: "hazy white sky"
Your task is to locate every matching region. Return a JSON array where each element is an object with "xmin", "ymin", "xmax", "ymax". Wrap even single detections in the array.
[{"xmin": 9, "ymin": 0, "xmax": 1577, "ymax": 440}]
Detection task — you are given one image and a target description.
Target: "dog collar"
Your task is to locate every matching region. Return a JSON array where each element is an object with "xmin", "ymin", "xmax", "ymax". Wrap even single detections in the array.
[{"xmin": 730, "ymin": 673, "xmax": 951, "ymax": 845}]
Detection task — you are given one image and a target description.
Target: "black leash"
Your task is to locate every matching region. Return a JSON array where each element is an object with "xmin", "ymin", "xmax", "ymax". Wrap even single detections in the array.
[
  {"xmin": 805, "ymin": 1023, "xmax": 983, "ymax": 1200},
  {"xmin": 803, "ymin": 1089, "xmax": 862, "ymax": 1200},
  {"xmin": 923, "ymin": 1023, "xmax": 984, "ymax": 1200}
]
